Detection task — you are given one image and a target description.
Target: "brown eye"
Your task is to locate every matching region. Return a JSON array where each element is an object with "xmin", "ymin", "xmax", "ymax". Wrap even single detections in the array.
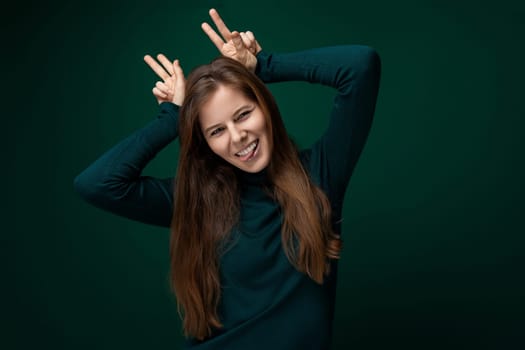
[
  {"xmin": 210, "ymin": 127, "xmax": 224, "ymax": 136},
  {"xmin": 237, "ymin": 110, "xmax": 251, "ymax": 121}
]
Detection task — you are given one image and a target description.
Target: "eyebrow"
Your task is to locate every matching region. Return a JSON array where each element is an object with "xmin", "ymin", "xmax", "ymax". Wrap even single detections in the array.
[{"xmin": 203, "ymin": 104, "xmax": 252, "ymax": 134}]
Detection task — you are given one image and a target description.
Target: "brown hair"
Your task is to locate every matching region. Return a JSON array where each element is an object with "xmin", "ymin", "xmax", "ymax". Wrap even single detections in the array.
[{"xmin": 170, "ymin": 56, "xmax": 341, "ymax": 340}]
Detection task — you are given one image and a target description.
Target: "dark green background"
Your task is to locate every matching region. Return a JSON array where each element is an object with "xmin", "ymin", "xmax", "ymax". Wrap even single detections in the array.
[{"xmin": 6, "ymin": 0, "xmax": 524, "ymax": 349}]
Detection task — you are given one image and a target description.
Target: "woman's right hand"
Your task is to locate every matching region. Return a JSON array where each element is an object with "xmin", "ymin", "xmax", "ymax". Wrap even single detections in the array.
[{"xmin": 143, "ymin": 54, "xmax": 185, "ymax": 106}]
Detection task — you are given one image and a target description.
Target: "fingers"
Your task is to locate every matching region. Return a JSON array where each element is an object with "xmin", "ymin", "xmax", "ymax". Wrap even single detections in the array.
[
  {"xmin": 231, "ymin": 31, "xmax": 244, "ymax": 52},
  {"xmin": 155, "ymin": 81, "xmax": 170, "ymax": 94},
  {"xmin": 239, "ymin": 32, "xmax": 251, "ymax": 49},
  {"xmin": 245, "ymin": 31, "xmax": 258, "ymax": 51},
  {"xmin": 171, "ymin": 59, "xmax": 186, "ymax": 106},
  {"xmin": 157, "ymin": 54, "xmax": 175, "ymax": 76},
  {"xmin": 240, "ymin": 32, "xmax": 256, "ymax": 53},
  {"xmin": 244, "ymin": 31, "xmax": 262, "ymax": 54},
  {"xmin": 152, "ymin": 61, "xmax": 184, "ymax": 90},
  {"xmin": 209, "ymin": 8, "xmax": 231, "ymax": 41},
  {"xmin": 201, "ymin": 22, "xmax": 225, "ymax": 51},
  {"xmin": 144, "ymin": 54, "xmax": 171, "ymax": 81},
  {"xmin": 145, "ymin": 55, "xmax": 185, "ymax": 105},
  {"xmin": 254, "ymin": 41, "xmax": 262, "ymax": 54},
  {"xmin": 172, "ymin": 59, "xmax": 185, "ymax": 84},
  {"xmin": 202, "ymin": 8, "xmax": 262, "ymax": 56},
  {"xmin": 245, "ymin": 31, "xmax": 255, "ymax": 43},
  {"xmin": 152, "ymin": 86, "xmax": 167, "ymax": 100}
]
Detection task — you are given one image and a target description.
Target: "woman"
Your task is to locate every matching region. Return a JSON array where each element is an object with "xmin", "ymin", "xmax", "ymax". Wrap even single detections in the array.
[{"xmin": 74, "ymin": 8, "xmax": 381, "ymax": 350}]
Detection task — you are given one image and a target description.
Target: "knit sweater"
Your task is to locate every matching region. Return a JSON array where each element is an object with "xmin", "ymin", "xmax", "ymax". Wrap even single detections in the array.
[{"xmin": 74, "ymin": 45, "xmax": 381, "ymax": 349}]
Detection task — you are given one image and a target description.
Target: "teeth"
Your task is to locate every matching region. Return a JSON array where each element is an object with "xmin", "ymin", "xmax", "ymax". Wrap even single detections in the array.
[{"xmin": 236, "ymin": 141, "xmax": 257, "ymax": 156}]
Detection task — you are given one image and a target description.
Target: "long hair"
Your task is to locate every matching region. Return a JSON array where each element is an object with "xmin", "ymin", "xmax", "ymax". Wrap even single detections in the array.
[{"xmin": 170, "ymin": 56, "xmax": 341, "ymax": 340}]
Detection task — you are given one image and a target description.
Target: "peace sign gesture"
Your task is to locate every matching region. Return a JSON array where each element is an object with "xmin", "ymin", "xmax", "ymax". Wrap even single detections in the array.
[
  {"xmin": 201, "ymin": 8, "xmax": 262, "ymax": 72},
  {"xmin": 143, "ymin": 54, "xmax": 185, "ymax": 106}
]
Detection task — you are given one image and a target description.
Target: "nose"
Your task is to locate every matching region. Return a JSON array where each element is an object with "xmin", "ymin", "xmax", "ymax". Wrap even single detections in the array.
[{"xmin": 230, "ymin": 125, "xmax": 247, "ymax": 144}]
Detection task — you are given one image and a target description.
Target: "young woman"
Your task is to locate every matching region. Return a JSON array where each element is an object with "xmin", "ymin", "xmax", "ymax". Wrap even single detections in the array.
[{"xmin": 74, "ymin": 9, "xmax": 381, "ymax": 350}]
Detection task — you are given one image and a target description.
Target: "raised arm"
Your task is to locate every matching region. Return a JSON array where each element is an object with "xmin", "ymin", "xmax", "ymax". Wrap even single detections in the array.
[
  {"xmin": 256, "ymin": 45, "xmax": 381, "ymax": 203},
  {"xmin": 73, "ymin": 103, "xmax": 178, "ymax": 227},
  {"xmin": 202, "ymin": 9, "xmax": 380, "ymax": 203},
  {"xmin": 73, "ymin": 55, "xmax": 185, "ymax": 227}
]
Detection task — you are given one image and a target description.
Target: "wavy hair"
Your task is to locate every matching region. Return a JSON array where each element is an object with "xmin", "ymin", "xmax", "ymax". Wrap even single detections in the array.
[{"xmin": 170, "ymin": 56, "xmax": 341, "ymax": 340}]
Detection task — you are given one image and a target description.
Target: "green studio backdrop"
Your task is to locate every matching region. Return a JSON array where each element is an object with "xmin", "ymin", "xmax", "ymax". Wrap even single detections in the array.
[{"xmin": 6, "ymin": 0, "xmax": 524, "ymax": 349}]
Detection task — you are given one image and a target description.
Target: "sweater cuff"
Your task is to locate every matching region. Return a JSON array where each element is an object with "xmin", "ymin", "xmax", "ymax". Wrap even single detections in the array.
[
  {"xmin": 158, "ymin": 101, "xmax": 180, "ymax": 119},
  {"xmin": 255, "ymin": 50, "xmax": 273, "ymax": 83}
]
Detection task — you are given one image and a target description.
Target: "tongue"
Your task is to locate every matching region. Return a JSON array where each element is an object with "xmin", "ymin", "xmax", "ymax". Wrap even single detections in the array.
[
  {"xmin": 238, "ymin": 143, "xmax": 256, "ymax": 161},
  {"xmin": 239, "ymin": 147, "xmax": 255, "ymax": 161}
]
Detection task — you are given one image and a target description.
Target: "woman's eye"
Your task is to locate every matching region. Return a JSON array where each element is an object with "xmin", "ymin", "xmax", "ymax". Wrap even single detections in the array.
[
  {"xmin": 237, "ymin": 110, "xmax": 251, "ymax": 121},
  {"xmin": 210, "ymin": 127, "xmax": 224, "ymax": 136}
]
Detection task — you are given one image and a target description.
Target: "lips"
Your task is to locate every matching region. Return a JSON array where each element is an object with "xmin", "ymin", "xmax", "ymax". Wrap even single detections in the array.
[{"xmin": 235, "ymin": 139, "xmax": 259, "ymax": 160}]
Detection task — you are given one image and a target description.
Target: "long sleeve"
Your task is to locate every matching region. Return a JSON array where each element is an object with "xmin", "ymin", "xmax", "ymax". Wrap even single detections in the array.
[
  {"xmin": 255, "ymin": 46, "xmax": 381, "ymax": 205},
  {"xmin": 73, "ymin": 102, "xmax": 179, "ymax": 227}
]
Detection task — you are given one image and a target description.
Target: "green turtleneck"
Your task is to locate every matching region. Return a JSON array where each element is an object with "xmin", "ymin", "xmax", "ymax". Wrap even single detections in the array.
[{"xmin": 74, "ymin": 45, "xmax": 381, "ymax": 349}]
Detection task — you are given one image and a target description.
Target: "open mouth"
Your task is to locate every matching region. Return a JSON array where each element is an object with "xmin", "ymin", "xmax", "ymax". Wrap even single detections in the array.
[{"xmin": 235, "ymin": 139, "xmax": 259, "ymax": 161}]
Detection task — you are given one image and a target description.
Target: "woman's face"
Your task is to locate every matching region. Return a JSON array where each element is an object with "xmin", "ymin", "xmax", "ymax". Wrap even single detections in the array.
[{"xmin": 199, "ymin": 85, "xmax": 271, "ymax": 173}]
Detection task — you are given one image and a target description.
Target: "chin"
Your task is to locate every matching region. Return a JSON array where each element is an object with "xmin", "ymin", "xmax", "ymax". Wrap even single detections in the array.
[{"xmin": 234, "ymin": 158, "xmax": 269, "ymax": 173}]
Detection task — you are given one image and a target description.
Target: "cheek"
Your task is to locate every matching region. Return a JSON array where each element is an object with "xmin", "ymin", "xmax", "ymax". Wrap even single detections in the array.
[
  {"xmin": 206, "ymin": 138, "xmax": 228, "ymax": 157},
  {"xmin": 254, "ymin": 113, "xmax": 269, "ymax": 134}
]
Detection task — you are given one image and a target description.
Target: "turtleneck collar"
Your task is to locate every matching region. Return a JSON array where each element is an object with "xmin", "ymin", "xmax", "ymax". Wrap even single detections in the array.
[{"xmin": 235, "ymin": 167, "xmax": 271, "ymax": 187}]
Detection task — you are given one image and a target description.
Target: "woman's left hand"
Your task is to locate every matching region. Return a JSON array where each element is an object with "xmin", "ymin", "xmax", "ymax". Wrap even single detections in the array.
[{"xmin": 201, "ymin": 8, "xmax": 262, "ymax": 72}]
